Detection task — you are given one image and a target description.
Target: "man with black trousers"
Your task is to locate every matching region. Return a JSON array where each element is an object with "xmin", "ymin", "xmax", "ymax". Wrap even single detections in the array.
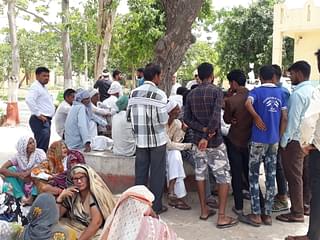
[
  {"xmin": 26, "ymin": 67, "xmax": 55, "ymax": 152},
  {"xmin": 223, "ymin": 69, "xmax": 252, "ymax": 216},
  {"xmin": 128, "ymin": 63, "xmax": 168, "ymax": 214}
]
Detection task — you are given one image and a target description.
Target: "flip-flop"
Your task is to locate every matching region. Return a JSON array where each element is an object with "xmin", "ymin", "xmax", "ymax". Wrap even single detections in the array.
[
  {"xmin": 171, "ymin": 199, "xmax": 191, "ymax": 210},
  {"xmin": 199, "ymin": 209, "xmax": 216, "ymax": 220},
  {"xmin": 276, "ymin": 213, "xmax": 304, "ymax": 223},
  {"xmin": 217, "ymin": 217, "xmax": 239, "ymax": 229},
  {"xmin": 239, "ymin": 214, "xmax": 261, "ymax": 227}
]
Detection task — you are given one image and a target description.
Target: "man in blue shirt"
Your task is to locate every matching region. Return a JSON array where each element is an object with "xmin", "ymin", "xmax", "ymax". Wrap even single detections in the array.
[
  {"xmin": 277, "ymin": 61, "xmax": 315, "ymax": 223},
  {"xmin": 243, "ymin": 65, "xmax": 288, "ymax": 226}
]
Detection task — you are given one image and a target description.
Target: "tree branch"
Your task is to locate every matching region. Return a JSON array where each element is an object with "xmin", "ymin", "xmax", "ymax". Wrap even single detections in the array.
[{"xmin": 15, "ymin": 5, "xmax": 61, "ymax": 33}]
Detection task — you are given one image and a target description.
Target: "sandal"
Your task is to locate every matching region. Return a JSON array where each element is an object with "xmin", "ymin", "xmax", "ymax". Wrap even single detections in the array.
[
  {"xmin": 206, "ymin": 197, "xmax": 218, "ymax": 209},
  {"xmin": 169, "ymin": 198, "xmax": 191, "ymax": 210},
  {"xmin": 276, "ymin": 213, "xmax": 304, "ymax": 223},
  {"xmin": 239, "ymin": 214, "xmax": 261, "ymax": 227},
  {"xmin": 285, "ymin": 236, "xmax": 309, "ymax": 240},
  {"xmin": 199, "ymin": 209, "xmax": 216, "ymax": 220},
  {"xmin": 216, "ymin": 216, "xmax": 239, "ymax": 229}
]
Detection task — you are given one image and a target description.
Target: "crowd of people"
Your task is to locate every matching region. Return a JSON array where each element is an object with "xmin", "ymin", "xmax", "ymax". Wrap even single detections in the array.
[{"xmin": 0, "ymin": 49, "xmax": 319, "ymax": 240}]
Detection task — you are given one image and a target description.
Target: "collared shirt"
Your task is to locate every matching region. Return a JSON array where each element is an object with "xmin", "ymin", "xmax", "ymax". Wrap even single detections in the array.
[
  {"xmin": 64, "ymin": 102, "xmax": 91, "ymax": 150},
  {"xmin": 112, "ymin": 111, "xmax": 136, "ymax": 156},
  {"xmin": 128, "ymin": 81, "xmax": 168, "ymax": 148},
  {"xmin": 184, "ymin": 82, "xmax": 223, "ymax": 148},
  {"xmin": 54, "ymin": 100, "xmax": 71, "ymax": 138},
  {"xmin": 224, "ymin": 87, "xmax": 252, "ymax": 147},
  {"xmin": 248, "ymin": 83, "xmax": 288, "ymax": 144},
  {"xmin": 281, "ymin": 81, "xmax": 315, "ymax": 147},
  {"xmin": 25, "ymin": 80, "xmax": 55, "ymax": 117}
]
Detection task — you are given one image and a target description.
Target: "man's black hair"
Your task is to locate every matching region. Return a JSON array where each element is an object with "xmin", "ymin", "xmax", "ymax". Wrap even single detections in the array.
[
  {"xmin": 176, "ymin": 86, "xmax": 188, "ymax": 96},
  {"xmin": 35, "ymin": 67, "xmax": 50, "ymax": 75},
  {"xmin": 227, "ymin": 69, "xmax": 246, "ymax": 86},
  {"xmin": 288, "ymin": 61, "xmax": 311, "ymax": 79},
  {"xmin": 259, "ymin": 65, "xmax": 275, "ymax": 81},
  {"xmin": 197, "ymin": 62, "xmax": 214, "ymax": 81},
  {"xmin": 272, "ymin": 64, "xmax": 282, "ymax": 81},
  {"xmin": 144, "ymin": 63, "xmax": 161, "ymax": 81},
  {"xmin": 137, "ymin": 68, "xmax": 144, "ymax": 73},
  {"xmin": 112, "ymin": 69, "xmax": 121, "ymax": 78},
  {"xmin": 63, "ymin": 88, "xmax": 76, "ymax": 100}
]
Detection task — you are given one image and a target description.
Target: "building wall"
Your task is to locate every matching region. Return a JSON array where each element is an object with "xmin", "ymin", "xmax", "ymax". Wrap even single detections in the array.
[
  {"xmin": 293, "ymin": 31, "xmax": 320, "ymax": 80},
  {"xmin": 273, "ymin": 0, "xmax": 320, "ymax": 80}
]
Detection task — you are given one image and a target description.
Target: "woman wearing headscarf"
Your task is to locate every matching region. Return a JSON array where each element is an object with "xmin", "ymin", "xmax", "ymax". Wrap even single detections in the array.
[
  {"xmin": 16, "ymin": 193, "xmax": 76, "ymax": 240},
  {"xmin": 64, "ymin": 89, "xmax": 112, "ymax": 152},
  {"xmin": 99, "ymin": 185, "xmax": 177, "ymax": 240},
  {"xmin": 0, "ymin": 135, "xmax": 46, "ymax": 204},
  {"xmin": 56, "ymin": 164, "xmax": 115, "ymax": 240},
  {"xmin": 32, "ymin": 141, "xmax": 86, "ymax": 195},
  {"xmin": 165, "ymin": 100, "xmax": 194, "ymax": 210}
]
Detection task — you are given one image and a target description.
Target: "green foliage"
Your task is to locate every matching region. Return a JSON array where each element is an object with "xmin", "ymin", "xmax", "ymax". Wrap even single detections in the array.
[
  {"xmin": 17, "ymin": 29, "xmax": 62, "ymax": 75},
  {"xmin": 107, "ymin": 0, "xmax": 165, "ymax": 77},
  {"xmin": 0, "ymin": 39, "xmax": 12, "ymax": 82},
  {"xmin": 178, "ymin": 41, "xmax": 218, "ymax": 82},
  {"xmin": 213, "ymin": 0, "xmax": 290, "ymax": 80}
]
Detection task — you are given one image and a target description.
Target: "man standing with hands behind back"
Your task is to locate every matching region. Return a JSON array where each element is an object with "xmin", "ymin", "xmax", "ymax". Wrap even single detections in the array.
[
  {"xmin": 184, "ymin": 62, "xmax": 238, "ymax": 229},
  {"xmin": 26, "ymin": 67, "xmax": 55, "ymax": 152}
]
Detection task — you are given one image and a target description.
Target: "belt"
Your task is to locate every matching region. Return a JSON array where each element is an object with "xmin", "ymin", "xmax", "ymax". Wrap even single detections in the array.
[{"xmin": 32, "ymin": 115, "xmax": 52, "ymax": 120}]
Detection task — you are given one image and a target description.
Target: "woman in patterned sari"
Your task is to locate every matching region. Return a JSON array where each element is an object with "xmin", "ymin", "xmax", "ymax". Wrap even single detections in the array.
[
  {"xmin": 32, "ymin": 141, "xmax": 85, "ymax": 196},
  {"xmin": 56, "ymin": 164, "xmax": 115, "ymax": 240},
  {"xmin": 0, "ymin": 193, "xmax": 76, "ymax": 240},
  {"xmin": 100, "ymin": 185, "xmax": 177, "ymax": 240}
]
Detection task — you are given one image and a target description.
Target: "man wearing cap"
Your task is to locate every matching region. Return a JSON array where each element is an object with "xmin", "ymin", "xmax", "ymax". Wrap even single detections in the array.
[
  {"xmin": 101, "ymin": 83, "xmax": 121, "ymax": 116},
  {"xmin": 94, "ymin": 70, "xmax": 112, "ymax": 102},
  {"xmin": 112, "ymin": 96, "xmax": 136, "ymax": 156}
]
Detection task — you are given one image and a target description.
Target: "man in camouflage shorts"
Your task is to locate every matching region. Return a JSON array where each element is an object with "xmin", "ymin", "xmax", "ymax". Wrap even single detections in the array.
[{"xmin": 184, "ymin": 62, "xmax": 238, "ymax": 229}]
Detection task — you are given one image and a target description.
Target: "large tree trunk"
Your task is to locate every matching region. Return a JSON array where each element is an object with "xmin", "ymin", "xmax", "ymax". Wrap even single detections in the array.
[
  {"xmin": 154, "ymin": 0, "xmax": 204, "ymax": 96},
  {"xmin": 6, "ymin": 0, "xmax": 20, "ymax": 125},
  {"xmin": 94, "ymin": 0, "xmax": 117, "ymax": 80},
  {"xmin": 62, "ymin": 0, "xmax": 73, "ymax": 89}
]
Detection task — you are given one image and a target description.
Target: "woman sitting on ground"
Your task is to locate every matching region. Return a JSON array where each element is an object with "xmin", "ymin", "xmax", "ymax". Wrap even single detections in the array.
[
  {"xmin": 0, "ymin": 135, "xmax": 46, "ymax": 205},
  {"xmin": 56, "ymin": 164, "xmax": 115, "ymax": 240},
  {"xmin": 32, "ymin": 141, "xmax": 85, "ymax": 196},
  {"xmin": 100, "ymin": 185, "xmax": 177, "ymax": 240},
  {"xmin": 0, "ymin": 193, "xmax": 77, "ymax": 240}
]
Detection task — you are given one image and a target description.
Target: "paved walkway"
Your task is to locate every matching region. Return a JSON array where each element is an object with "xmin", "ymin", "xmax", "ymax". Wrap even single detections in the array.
[{"xmin": 0, "ymin": 101, "xmax": 309, "ymax": 240}]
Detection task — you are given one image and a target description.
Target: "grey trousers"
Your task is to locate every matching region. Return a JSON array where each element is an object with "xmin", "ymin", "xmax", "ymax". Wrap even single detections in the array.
[
  {"xmin": 307, "ymin": 149, "xmax": 320, "ymax": 240},
  {"xmin": 135, "ymin": 144, "xmax": 166, "ymax": 213}
]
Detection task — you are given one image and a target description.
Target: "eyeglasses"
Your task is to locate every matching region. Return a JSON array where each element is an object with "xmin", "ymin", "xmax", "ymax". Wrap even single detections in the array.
[{"xmin": 72, "ymin": 176, "xmax": 87, "ymax": 183}]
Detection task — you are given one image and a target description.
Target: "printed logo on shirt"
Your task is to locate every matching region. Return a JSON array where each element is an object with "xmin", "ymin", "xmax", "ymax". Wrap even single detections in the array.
[{"xmin": 263, "ymin": 97, "xmax": 281, "ymax": 113}]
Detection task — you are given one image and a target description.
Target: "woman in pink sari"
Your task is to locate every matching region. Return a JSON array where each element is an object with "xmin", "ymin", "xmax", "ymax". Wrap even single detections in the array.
[{"xmin": 99, "ymin": 185, "xmax": 177, "ymax": 240}]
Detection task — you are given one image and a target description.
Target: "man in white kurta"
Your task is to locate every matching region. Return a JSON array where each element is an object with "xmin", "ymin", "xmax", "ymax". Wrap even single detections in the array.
[{"xmin": 166, "ymin": 100, "xmax": 193, "ymax": 210}]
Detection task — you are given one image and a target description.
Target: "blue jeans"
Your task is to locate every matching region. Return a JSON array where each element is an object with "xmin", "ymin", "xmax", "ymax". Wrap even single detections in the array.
[{"xmin": 249, "ymin": 142, "xmax": 278, "ymax": 215}]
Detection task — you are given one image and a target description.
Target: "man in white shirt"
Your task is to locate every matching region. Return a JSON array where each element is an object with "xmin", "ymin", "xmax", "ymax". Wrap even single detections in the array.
[
  {"xmin": 54, "ymin": 88, "xmax": 75, "ymax": 138},
  {"xmin": 170, "ymin": 73, "xmax": 181, "ymax": 96},
  {"xmin": 101, "ymin": 83, "xmax": 121, "ymax": 116},
  {"xmin": 26, "ymin": 67, "xmax": 55, "ymax": 152},
  {"xmin": 112, "ymin": 69, "xmax": 124, "ymax": 96},
  {"xmin": 112, "ymin": 96, "xmax": 136, "ymax": 156}
]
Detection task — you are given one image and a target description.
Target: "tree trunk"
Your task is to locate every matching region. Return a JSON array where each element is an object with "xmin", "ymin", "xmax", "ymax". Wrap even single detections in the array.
[
  {"xmin": 6, "ymin": 0, "xmax": 20, "ymax": 125},
  {"xmin": 94, "ymin": 0, "xmax": 117, "ymax": 80},
  {"xmin": 153, "ymin": 0, "xmax": 204, "ymax": 96},
  {"xmin": 62, "ymin": 0, "xmax": 73, "ymax": 89}
]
